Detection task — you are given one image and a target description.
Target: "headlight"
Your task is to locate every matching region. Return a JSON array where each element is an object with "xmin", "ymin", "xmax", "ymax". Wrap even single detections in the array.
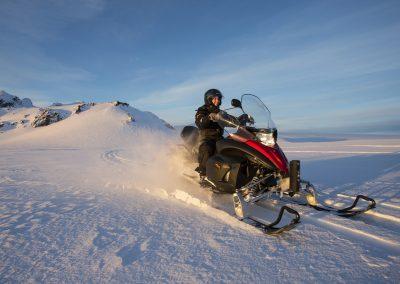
[{"xmin": 256, "ymin": 132, "xmax": 275, "ymax": 147}]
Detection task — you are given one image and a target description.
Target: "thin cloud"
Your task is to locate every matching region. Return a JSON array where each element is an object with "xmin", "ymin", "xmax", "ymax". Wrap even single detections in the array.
[
  {"xmin": 0, "ymin": 46, "xmax": 94, "ymax": 85},
  {"xmin": 134, "ymin": 24, "xmax": 400, "ymax": 107},
  {"xmin": 0, "ymin": 0, "xmax": 106, "ymax": 40},
  {"xmin": 133, "ymin": 72, "xmax": 239, "ymax": 106},
  {"xmin": 277, "ymin": 99, "xmax": 400, "ymax": 131},
  {"xmin": 134, "ymin": 6, "xmax": 400, "ymax": 130}
]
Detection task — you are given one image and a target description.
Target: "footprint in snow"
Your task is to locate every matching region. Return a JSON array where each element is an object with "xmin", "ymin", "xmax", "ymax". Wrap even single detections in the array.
[
  {"xmin": 116, "ymin": 237, "xmax": 151, "ymax": 266},
  {"xmin": 92, "ymin": 226, "xmax": 125, "ymax": 249}
]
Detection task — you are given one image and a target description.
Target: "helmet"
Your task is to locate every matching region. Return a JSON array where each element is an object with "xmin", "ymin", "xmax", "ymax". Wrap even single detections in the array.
[{"xmin": 204, "ymin": 89, "xmax": 223, "ymax": 105}]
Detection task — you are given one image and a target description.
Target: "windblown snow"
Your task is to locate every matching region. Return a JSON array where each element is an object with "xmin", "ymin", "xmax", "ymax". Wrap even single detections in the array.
[{"xmin": 1, "ymin": 92, "xmax": 399, "ymax": 282}]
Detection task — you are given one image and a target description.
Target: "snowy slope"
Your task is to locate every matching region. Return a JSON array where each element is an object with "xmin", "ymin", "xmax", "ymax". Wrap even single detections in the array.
[
  {"xmin": 0, "ymin": 100, "xmax": 174, "ymax": 145},
  {"xmin": 1, "ymin": 99, "xmax": 399, "ymax": 282}
]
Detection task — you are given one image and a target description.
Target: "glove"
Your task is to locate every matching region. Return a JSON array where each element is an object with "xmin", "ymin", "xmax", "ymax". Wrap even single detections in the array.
[
  {"xmin": 209, "ymin": 112, "xmax": 219, "ymax": 122},
  {"xmin": 238, "ymin": 114, "xmax": 249, "ymax": 125},
  {"xmin": 248, "ymin": 115, "xmax": 255, "ymax": 124}
]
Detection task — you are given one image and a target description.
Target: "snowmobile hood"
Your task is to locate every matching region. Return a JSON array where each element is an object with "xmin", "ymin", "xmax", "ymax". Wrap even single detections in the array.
[{"xmin": 245, "ymin": 140, "xmax": 289, "ymax": 174}]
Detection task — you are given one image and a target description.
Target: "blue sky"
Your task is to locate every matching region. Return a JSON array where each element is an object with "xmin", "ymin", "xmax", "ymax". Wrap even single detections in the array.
[{"xmin": 1, "ymin": 0, "xmax": 399, "ymax": 133}]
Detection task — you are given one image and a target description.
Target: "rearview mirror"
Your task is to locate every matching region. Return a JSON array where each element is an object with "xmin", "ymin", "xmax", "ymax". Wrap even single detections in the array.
[{"xmin": 231, "ymin": 99, "xmax": 242, "ymax": 108}]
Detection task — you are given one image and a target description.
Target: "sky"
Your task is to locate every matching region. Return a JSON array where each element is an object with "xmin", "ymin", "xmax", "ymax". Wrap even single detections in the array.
[{"xmin": 0, "ymin": 0, "xmax": 399, "ymax": 133}]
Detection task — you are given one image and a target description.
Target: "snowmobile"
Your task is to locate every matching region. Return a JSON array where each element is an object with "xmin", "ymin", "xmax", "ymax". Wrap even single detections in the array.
[{"xmin": 181, "ymin": 94, "xmax": 376, "ymax": 234}]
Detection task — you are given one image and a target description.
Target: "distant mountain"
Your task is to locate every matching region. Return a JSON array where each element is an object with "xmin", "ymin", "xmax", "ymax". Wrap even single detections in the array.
[{"xmin": 0, "ymin": 90, "xmax": 33, "ymax": 108}]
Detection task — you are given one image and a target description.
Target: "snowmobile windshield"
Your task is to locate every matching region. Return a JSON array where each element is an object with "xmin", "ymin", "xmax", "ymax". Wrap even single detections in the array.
[
  {"xmin": 241, "ymin": 94, "xmax": 276, "ymax": 130},
  {"xmin": 215, "ymin": 110, "xmax": 241, "ymax": 129}
]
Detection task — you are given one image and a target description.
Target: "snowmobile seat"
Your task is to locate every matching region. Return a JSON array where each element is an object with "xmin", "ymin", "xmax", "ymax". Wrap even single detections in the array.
[{"xmin": 181, "ymin": 126, "xmax": 199, "ymax": 148}]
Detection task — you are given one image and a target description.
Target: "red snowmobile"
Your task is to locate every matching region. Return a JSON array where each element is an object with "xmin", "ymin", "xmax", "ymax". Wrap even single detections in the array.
[{"xmin": 181, "ymin": 94, "xmax": 376, "ymax": 234}]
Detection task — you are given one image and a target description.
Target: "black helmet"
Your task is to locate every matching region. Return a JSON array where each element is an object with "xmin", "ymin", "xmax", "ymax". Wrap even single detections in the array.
[{"xmin": 204, "ymin": 89, "xmax": 223, "ymax": 105}]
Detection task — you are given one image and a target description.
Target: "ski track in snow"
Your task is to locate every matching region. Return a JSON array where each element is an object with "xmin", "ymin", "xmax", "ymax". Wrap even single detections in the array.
[{"xmin": 0, "ymin": 104, "xmax": 399, "ymax": 282}]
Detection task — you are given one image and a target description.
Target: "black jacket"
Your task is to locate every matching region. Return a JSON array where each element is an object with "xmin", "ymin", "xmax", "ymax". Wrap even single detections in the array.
[{"xmin": 195, "ymin": 104, "xmax": 223, "ymax": 141}]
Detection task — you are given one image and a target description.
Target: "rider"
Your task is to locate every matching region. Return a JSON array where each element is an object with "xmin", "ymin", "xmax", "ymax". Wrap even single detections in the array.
[{"xmin": 195, "ymin": 89, "xmax": 224, "ymax": 181}]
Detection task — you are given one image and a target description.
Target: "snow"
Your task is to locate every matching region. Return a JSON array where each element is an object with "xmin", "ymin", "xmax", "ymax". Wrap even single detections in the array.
[
  {"xmin": 0, "ymin": 90, "xmax": 33, "ymax": 108},
  {"xmin": 1, "ymin": 100, "xmax": 399, "ymax": 282}
]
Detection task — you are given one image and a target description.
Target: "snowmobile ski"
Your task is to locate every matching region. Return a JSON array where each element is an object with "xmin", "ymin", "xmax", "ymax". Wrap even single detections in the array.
[
  {"xmin": 233, "ymin": 191, "xmax": 300, "ymax": 235},
  {"xmin": 305, "ymin": 195, "xmax": 375, "ymax": 217},
  {"xmin": 282, "ymin": 181, "xmax": 376, "ymax": 217}
]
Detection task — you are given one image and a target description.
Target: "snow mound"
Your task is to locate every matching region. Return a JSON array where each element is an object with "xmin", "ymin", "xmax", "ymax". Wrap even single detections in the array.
[
  {"xmin": 0, "ymin": 89, "xmax": 176, "ymax": 135},
  {"xmin": 0, "ymin": 90, "xmax": 33, "ymax": 108},
  {"xmin": 0, "ymin": 101, "xmax": 176, "ymax": 148}
]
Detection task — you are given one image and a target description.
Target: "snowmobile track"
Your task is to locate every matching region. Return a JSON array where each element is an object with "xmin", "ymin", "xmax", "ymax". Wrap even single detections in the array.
[{"xmin": 101, "ymin": 149, "xmax": 134, "ymax": 165}]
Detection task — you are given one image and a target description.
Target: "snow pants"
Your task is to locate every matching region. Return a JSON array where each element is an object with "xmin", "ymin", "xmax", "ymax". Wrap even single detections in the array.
[{"xmin": 197, "ymin": 140, "xmax": 216, "ymax": 176}]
